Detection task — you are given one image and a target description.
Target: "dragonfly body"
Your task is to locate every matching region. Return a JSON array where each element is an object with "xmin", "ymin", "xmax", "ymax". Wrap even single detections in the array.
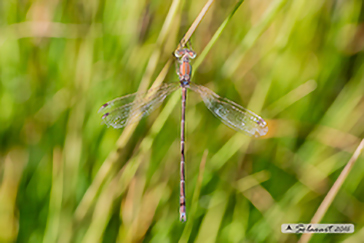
[
  {"xmin": 99, "ymin": 47, "xmax": 268, "ymax": 222},
  {"xmin": 174, "ymin": 48, "xmax": 196, "ymax": 222}
]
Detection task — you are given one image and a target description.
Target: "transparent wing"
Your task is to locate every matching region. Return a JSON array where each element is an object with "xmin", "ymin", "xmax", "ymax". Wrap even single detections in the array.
[
  {"xmin": 99, "ymin": 82, "xmax": 180, "ymax": 129},
  {"xmin": 188, "ymin": 83, "xmax": 268, "ymax": 137}
]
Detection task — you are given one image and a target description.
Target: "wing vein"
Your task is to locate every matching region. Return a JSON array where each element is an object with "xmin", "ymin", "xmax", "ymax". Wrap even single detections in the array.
[
  {"xmin": 99, "ymin": 82, "xmax": 180, "ymax": 128},
  {"xmin": 188, "ymin": 83, "xmax": 268, "ymax": 137}
]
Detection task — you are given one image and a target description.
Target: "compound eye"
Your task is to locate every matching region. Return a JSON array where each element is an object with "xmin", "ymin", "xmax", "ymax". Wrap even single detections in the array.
[
  {"xmin": 187, "ymin": 51, "xmax": 196, "ymax": 59},
  {"xmin": 174, "ymin": 50, "xmax": 184, "ymax": 58}
]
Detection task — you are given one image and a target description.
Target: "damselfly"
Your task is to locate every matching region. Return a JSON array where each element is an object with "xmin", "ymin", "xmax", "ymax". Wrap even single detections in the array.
[{"xmin": 99, "ymin": 47, "xmax": 268, "ymax": 222}]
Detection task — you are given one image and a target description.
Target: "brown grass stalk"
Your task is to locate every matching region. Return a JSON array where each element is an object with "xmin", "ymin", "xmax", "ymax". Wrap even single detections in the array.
[{"xmin": 298, "ymin": 139, "xmax": 364, "ymax": 243}]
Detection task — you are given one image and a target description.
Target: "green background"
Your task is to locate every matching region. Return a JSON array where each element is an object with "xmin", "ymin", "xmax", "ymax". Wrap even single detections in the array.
[{"xmin": 0, "ymin": 0, "xmax": 363, "ymax": 242}]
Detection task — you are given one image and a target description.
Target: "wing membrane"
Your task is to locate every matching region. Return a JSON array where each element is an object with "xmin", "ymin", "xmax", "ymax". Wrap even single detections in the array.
[
  {"xmin": 188, "ymin": 83, "xmax": 268, "ymax": 137},
  {"xmin": 99, "ymin": 82, "xmax": 180, "ymax": 128}
]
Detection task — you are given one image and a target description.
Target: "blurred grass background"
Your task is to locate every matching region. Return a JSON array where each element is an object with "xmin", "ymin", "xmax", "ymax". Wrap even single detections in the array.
[{"xmin": 0, "ymin": 0, "xmax": 364, "ymax": 242}]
